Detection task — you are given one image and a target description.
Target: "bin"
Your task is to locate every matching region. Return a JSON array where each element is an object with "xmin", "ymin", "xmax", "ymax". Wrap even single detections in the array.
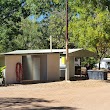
[{"xmin": 87, "ymin": 70, "xmax": 107, "ymax": 80}]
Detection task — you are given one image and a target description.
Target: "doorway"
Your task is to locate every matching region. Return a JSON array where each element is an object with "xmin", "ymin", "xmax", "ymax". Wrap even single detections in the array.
[{"xmin": 33, "ymin": 58, "xmax": 40, "ymax": 80}]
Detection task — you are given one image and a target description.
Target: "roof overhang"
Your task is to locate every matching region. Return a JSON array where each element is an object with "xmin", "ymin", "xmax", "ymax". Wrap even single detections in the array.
[
  {"xmin": 3, "ymin": 49, "xmax": 63, "ymax": 55},
  {"xmin": 2, "ymin": 49, "xmax": 96, "ymax": 57},
  {"xmin": 63, "ymin": 49, "xmax": 96, "ymax": 57}
]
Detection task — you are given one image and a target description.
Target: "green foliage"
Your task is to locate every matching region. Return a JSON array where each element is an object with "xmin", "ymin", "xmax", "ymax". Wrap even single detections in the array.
[
  {"xmin": 0, "ymin": 66, "xmax": 6, "ymax": 78},
  {"xmin": 0, "ymin": 0, "xmax": 110, "ymax": 60},
  {"xmin": 48, "ymin": 10, "xmax": 66, "ymax": 48},
  {"xmin": 16, "ymin": 18, "xmax": 42, "ymax": 49},
  {"xmin": 0, "ymin": 0, "xmax": 30, "ymax": 52},
  {"xmin": 0, "ymin": 0, "xmax": 62, "ymax": 51},
  {"xmin": 69, "ymin": 0, "xmax": 110, "ymax": 62},
  {"xmin": 81, "ymin": 57, "xmax": 97, "ymax": 68}
]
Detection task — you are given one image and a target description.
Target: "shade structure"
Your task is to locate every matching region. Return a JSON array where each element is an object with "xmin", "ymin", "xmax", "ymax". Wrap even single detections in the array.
[{"xmin": 67, "ymin": 49, "xmax": 96, "ymax": 57}]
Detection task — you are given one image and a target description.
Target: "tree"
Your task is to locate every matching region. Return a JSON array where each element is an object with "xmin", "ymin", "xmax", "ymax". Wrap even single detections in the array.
[
  {"xmin": 48, "ymin": 10, "xmax": 66, "ymax": 49},
  {"xmin": 0, "ymin": 0, "xmax": 68, "ymax": 51},
  {"xmin": 28, "ymin": 0, "xmax": 67, "ymax": 49},
  {"xmin": 1, "ymin": 0, "xmax": 110, "ymax": 57},
  {"xmin": 15, "ymin": 18, "xmax": 42, "ymax": 50},
  {"xmin": 68, "ymin": 0, "xmax": 110, "ymax": 69},
  {"xmin": 0, "ymin": 0, "xmax": 30, "ymax": 52}
]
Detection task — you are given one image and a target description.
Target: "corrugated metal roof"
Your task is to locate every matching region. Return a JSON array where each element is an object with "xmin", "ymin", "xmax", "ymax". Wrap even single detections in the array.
[
  {"xmin": 3, "ymin": 49, "xmax": 83, "ymax": 55},
  {"xmin": 2, "ymin": 48, "xmax": 96, "ymax": 57}
]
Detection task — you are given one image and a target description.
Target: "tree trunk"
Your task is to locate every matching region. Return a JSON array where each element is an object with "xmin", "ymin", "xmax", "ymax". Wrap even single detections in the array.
[
  {"xmin": 99, "ymin": 62, "xmax": 100, "ymax": 70},
  {"xmin": 98, "ymin": 57, "xmax": 102, "ymax": 70}
]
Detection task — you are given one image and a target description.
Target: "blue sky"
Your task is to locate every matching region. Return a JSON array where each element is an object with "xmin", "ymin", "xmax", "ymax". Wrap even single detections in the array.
[{"xmin": 29, "ymin": 15, "xmax": 44, "ymax": 22}]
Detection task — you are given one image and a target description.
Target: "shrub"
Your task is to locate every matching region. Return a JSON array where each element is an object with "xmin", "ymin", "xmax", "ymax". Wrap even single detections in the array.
[{"xmin": 0, "ymin": 66, "xmax": 6, "ymax": 78}]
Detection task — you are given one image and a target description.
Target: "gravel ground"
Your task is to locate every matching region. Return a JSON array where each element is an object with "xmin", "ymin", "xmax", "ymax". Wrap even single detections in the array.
[{"xmin": 0, "ymin": 80, "xmax": 110, "ymax": 110}]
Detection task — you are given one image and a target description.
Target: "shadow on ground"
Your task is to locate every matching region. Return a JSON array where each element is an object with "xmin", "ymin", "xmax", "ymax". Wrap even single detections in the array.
[
  {"xmin": 105, "ymin": 80, "xmax": 110, "ymax": 83},
  {"xmin": 0, "ymin": 98, "xmax": 78, "ymax": 110}
]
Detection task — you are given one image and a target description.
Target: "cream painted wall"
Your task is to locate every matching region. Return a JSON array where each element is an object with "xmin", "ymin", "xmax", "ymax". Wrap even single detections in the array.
[
  {"xmin": 5, "ymin": 55, "xmax": 22, "ymax": 84},
  {"xmin": 69, "ymin": 56, "xmax": 75, "ymax": 78},
  {"xmin": 47, "ymin": 54, "xmax": 60, "ymax": 81}
]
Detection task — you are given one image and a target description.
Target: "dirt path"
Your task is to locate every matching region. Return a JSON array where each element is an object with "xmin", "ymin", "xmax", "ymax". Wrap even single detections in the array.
[{"xmin": 0, "ymin": 80, "xmax": 110, "ymax": 110}]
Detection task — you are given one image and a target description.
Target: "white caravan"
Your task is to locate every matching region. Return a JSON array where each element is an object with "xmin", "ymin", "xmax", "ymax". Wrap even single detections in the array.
[{"xmin": 96, "ymin": 58, "xmax": 110, "ymax": 69}]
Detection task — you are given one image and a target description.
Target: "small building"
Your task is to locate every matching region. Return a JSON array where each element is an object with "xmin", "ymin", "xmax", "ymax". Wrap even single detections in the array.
[
  {"xmin": 3, "ymin": 50, "xmax": 61, "ymax": 84},
  {"xmin": 1, "ymin": 49, "xmax": 96, "ymax": 84},
  {"xmin": 60, "ymin": 49, "xmax": 96, "ymax": 78}
]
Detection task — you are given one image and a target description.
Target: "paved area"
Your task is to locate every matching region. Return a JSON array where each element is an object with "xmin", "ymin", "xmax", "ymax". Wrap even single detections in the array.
[{"xmin": 0, "ymin": 80, "xmax": 110, "ymax": 110}]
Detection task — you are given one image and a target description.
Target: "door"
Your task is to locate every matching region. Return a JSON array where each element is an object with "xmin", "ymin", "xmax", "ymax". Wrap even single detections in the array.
[
  {"xmin": 33, "ymin": 58, "xmax": 40, "ymax": 80},
  {"xmin": 22, "ymin": 56, "xmax": 33, "ymax": 80}
]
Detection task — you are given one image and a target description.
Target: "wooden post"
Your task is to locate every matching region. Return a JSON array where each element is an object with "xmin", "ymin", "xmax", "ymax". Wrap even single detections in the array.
[
  {"xmin": 50, "ymin": 36, "xmax": 52, "ymax": 52},
  {"xmin": 65, "ymin": 0, "xmax": 69, "ymax": 81}
]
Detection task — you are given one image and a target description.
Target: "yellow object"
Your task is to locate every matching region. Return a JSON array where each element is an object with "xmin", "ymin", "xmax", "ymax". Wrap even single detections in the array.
[{"xmin": 62, "ymin": 57, "xmax": 66, "ymax": 64}]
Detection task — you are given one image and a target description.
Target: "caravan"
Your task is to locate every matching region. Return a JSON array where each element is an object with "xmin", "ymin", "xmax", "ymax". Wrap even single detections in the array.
[{"xmin": 96, "ymin": 58, "xmax": 110, "ymax": 70}]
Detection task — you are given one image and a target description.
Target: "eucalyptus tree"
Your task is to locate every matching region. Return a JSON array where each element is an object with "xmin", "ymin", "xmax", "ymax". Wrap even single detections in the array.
[
  {"xmin": 15, "ymin": 18, "xmax": 42, "ymax": 50},
  {"xmin": 0, "ymin": 0, "xmax": 30, "ymax": 52},
  {"xmin": 68, "ymin": 0, "xmax": 110, "ymax": 67}
]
